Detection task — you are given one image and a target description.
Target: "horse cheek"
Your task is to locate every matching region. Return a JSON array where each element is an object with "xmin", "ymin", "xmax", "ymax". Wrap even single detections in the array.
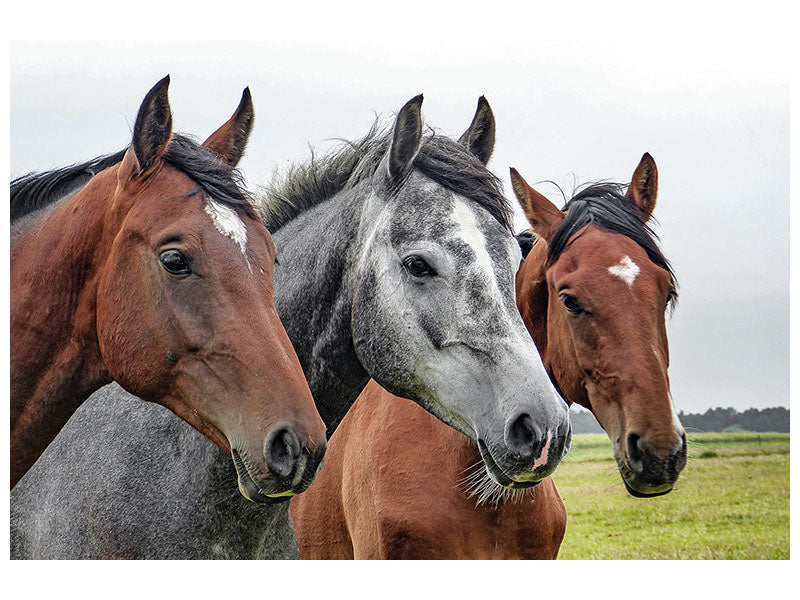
[{"xmin": 95, "ymin": 260, "xmax": 170, "ymax": 401}]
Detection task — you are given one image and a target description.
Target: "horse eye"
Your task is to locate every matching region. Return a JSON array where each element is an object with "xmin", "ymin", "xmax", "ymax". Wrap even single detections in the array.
[
  {"xmin": 403, "ymin": 255, "xmax": 436, "ymax": 278},
  {"xmin": 559, "ymin": 293, "xmax": 583, "ymax": 315},
  {"xmin": 159, "ymin": 250, "xmax": 192, "ymax": 276}
]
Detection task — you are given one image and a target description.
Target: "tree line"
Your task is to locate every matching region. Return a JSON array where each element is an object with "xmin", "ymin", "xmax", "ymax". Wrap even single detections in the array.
[
  {"xmin": 677, "ymin": 406, "xmax": 789, "ymax": 433},
  {"xmin": 568, "ymin": 405, "xmax": 790, "ymax": 434}
]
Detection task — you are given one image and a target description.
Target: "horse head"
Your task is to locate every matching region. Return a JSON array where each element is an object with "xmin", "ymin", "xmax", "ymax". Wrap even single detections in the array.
[
  {"xmin": 93, "ymin": 78, "xmax": 327, "ymax": 501},
  {"xmin": 512, "ymin": 156, "xmax": 686, "ymax": 496},
  {"xmin": 349, "ymin": 96, "xmax": 572, "ymax": 488}
]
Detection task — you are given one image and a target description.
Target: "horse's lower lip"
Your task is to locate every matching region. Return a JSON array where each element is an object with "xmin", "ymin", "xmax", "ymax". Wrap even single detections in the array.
[
  {"xmin": 622, "ymin": 477, "xmax": 673, "ymax": 498},
  {"xmin": 476, "ymin": 439, "xmax": 542, "ymax": 489},
  {"xmin": 231, "ymin": 448, "xmax": 297, "ymax": 504},
  {"xmin": 508, "ymin": 479, "xmax": 541, "ymax": 490},
  {"xmin": 615, "ymin": 453, "xmax": 676, "ymax": 498}
]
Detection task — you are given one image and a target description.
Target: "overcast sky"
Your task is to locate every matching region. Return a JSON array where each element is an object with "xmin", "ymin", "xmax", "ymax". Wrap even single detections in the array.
[{"xmin": 7, "ymin": 5, "xmax": 791, "ymax": 414}]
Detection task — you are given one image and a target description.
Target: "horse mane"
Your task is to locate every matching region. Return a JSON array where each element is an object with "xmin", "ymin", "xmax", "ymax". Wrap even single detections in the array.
[
  {"xmin": 10, "ymin": 134, "xmax": 255, "ymax": 224},
  {"xmin": 259, "ymin": 121, "xmax": 513, "ymax": 233},
  {"xmin": 547, "ymin": 182, "xmax": 677, "ymax": 295},
  {"xmin": 11, "ymin": 150, "xmax": 127, "ymax": 222}
]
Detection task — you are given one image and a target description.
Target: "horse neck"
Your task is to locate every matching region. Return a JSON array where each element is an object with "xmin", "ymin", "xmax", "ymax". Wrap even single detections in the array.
[
  {"xmin": 271, "ymin": 188, "xmax": 372, "ymax": 435},
  {"xmin": 10, "ymin": 170, "xmax": 121, "ymax": 484}
]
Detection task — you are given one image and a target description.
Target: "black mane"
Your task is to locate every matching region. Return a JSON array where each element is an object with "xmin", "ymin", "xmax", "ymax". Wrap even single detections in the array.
[
  {"xmin": 10, "ymin": 134, "xmax": 254, "ymax": 223},
  {"xmin": 547, "ymin": 182, "xmax": 677, "ymax": 290},
  {"xmin": 10, "ymin": 150, "xmax": 126, "ymax": 222},
  {"xmin": 260, "ymin": 122, "xmax": 512, "ymax": 232}
]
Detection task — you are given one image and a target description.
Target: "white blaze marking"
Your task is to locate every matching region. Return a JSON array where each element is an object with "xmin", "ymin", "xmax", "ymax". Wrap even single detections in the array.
[
  {"xmin": 451, "ymin": 197, "xmax": 504, "ymax": 305},
  {"xmin": 204, "ymin": 197, "xmax": 251, "ymax": 271},
  {"xmin": 608, "ymin": 255, "xmax": 640, "ymax": 286},
  {"xmin": 449, "ymin": 196, "xmax": 534, "ymax": 353}
]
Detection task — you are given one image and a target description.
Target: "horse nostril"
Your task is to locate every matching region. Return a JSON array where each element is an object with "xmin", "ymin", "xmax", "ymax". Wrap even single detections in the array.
[
  {"xmin": 626, "ymin": 432, "xmax": 645, "ymax": 472},
  {"xmin": 506, "ymin": 413, "xmax": 540, "ymax": 459},
  {"xmin": 264, "ymin": 425, "xmax": 301, "ymax": 479}
]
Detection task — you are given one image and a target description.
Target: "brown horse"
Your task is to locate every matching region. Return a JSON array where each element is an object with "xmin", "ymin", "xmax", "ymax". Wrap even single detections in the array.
[
  {"xmin": 10, "ymin": 77, "xmax": 327, "ymax": 497},
  {"xmin": 290, "ymin": 151, "xmax": 686, "ymax": 558}
]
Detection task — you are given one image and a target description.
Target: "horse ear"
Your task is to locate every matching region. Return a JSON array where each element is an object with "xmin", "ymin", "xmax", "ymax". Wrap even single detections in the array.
[
  {"xmin": 202, "ymin": 87, "xmax": 255, "ymax": 168},
  {"xmin": 387, "ymin": 94, "xmax": 424, "ymax": 182},
  {"xmin": 626, "ymin": 152, "xmax": 658, "ymax": 221},
  {"xmin": 509, "ymin": 167, "xmax": 564, "ymax": 242},
  {"xmin": 130, "ymin": 75, "xmax": 173, "ymax": 174},
  {"xmin": 458, "ymin": 96, "xmax": 495, "ymax": 165}
]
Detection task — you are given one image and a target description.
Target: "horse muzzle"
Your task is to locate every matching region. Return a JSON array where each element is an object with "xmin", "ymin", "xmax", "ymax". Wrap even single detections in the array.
[
  {"xmin": 477, "ymin": 421, "xmax": 572, "ymax": 489},
  {"xmin": 231, "ymin": 429, "xmax": 326, "ymax": 504},
  {"xmin": 617, "ymin": 430, "xmax": 687, "ymax": 497}
]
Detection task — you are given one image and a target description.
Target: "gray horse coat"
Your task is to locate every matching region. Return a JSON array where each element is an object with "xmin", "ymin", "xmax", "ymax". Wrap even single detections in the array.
[{"xmin": 11, "ymin": 384, "xmax": 297, "ymax": 559}]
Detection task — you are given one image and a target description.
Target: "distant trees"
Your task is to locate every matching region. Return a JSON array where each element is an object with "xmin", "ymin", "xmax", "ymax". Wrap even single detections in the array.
[
  {"xmin": 568, "ymin": 405, "xmax": 789, "ymax": 434},
  {"xmin": 678, "ymin": 406, "xmax": 789, "ymax": 433}
]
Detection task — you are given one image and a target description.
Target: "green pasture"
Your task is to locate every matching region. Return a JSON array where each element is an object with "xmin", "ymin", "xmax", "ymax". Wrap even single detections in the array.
[{"xmin": 553, "ymin": 432, "xmax": 790, "ymax": 559}]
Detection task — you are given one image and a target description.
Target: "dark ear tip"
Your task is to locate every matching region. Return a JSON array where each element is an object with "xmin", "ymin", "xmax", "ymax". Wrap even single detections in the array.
[
  {"xmin": 145, "ymin": 75, "xmax": 171, "ymax": 101},
  {"xmin": 407, "ymin": 94, "xmax": 424, "ymax": 107},
  {"xmin": 477, "ymin": 95, "xmax": 490, "ymax": 107},
  {"xmin": 239, "ymin": 87, "xmax": 254, "ymax": 111},
  {"xmin": 509, "ymin": 167, "xmax": 519, "ymax": 178}
]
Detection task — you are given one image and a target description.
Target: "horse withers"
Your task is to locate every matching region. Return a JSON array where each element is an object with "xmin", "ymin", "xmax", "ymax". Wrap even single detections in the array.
[
  {"xmin": 10, "ymin": 77, "xmax": 326, "ymax": 498},
  {"xmin": 290, "ymin": 147, "xmax": 686, "ymax": 558}
]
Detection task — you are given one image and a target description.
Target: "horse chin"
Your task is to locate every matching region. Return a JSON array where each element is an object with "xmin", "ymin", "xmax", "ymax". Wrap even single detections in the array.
[
  {"xmin": 477, "ymin": 439, "xmax": 544, "ymax": 490},
  {"xmin": 231, "ymin": 448, "xmax": 298, "ymax": 504},
  {"xmin": 237, "ymin": 477, "xmax": 293, "ymax": 505},
  {"xmin": 506, "ymin": 479, "xmax": 541, "ymax": 490},
  {"xmin": 617, "ymin": 461, "xmax": 675, "ymax": 498},
  {"xmin": 621, "ymin": 475, "xmax": 673, "ymax": 498}
]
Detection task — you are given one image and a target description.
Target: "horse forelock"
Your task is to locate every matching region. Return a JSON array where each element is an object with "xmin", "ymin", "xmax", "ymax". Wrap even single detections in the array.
[
  {"xmin": 547, "ymin": 182, "xmax": 677, "ymax": 297},
  {"xmin": 259, "ymin": 121, "xmax": 513, "ymax": 234},
  {"xmin": 10, "ymin": 134, "xmax": 255, "ymax": 225},
  {"xmin": 162, "ymin": 134, "xmax": 256, "ymax": 219}
]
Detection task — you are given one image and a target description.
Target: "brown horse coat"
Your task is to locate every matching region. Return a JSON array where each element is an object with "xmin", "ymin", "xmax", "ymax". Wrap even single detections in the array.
[{"xmin": 291, "ymin": 381, "xmax": 565, "ymax": 559}]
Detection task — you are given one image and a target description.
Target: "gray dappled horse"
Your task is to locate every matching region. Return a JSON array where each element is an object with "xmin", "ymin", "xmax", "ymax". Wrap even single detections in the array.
[{"xmin": 11, "ymin": 96, "xmax": 571, "ymax": 559}]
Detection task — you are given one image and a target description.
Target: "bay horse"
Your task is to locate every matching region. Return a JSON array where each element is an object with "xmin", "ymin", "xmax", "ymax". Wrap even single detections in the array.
[
  {"xmin": 289, "ymin": 150, "xmax": 687, "ymax": 558},
  {"xmin": 11, "ymin": 96, "xmax": 570, "ymax": 559},
  {"xmin": 10, "ymin": 77, "xmax": 326, "ymax": 498}
]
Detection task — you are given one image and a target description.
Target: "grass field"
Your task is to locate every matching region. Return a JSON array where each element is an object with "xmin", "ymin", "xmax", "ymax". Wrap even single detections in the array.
[{"xmin": 553, "ymin": 432, "xmax": 790, "ymax": 559}]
